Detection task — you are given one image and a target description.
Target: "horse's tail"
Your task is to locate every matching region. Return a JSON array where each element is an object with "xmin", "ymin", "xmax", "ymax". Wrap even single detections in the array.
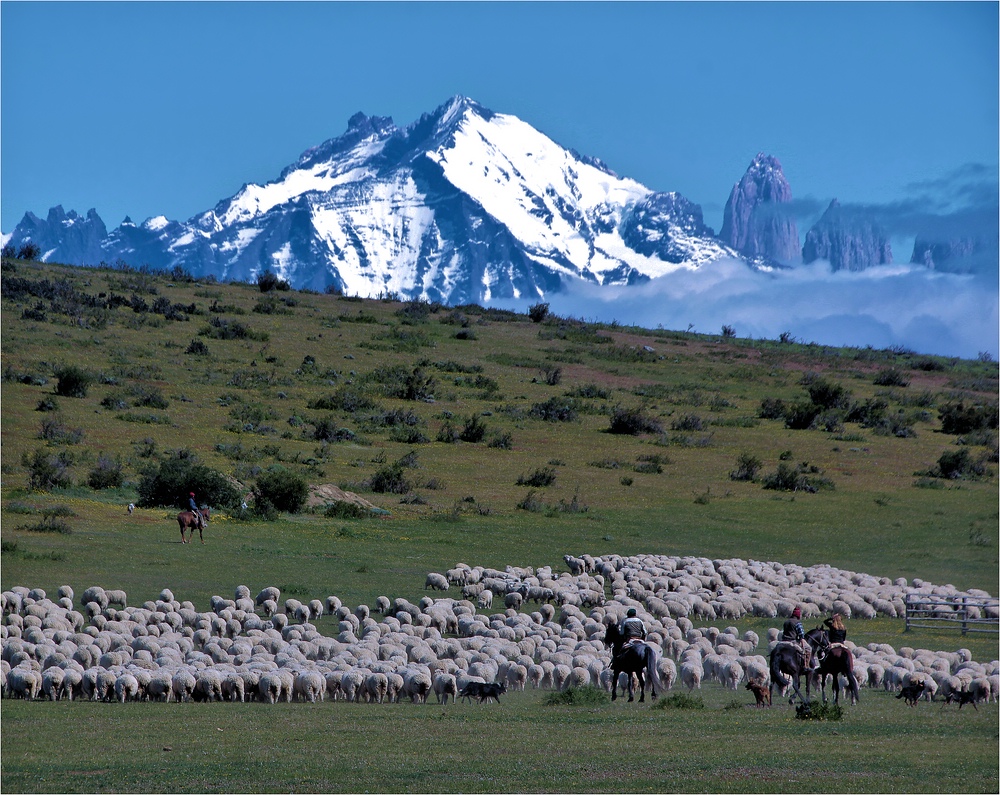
[{"xmin": 645, "ymin": 642, "xmax": 661, "ymax": 696}]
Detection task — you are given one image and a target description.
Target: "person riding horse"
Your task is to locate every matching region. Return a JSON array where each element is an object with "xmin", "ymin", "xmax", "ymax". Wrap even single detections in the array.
[
  {"xmin": 782, "ymin": 607, "xmax": 817, "ymax": 671},
  {"xmin": 188, "ymin": 492, "xmax": 204, "ymax": 530},
  {"xmin": 823, "ymin": 613, "xmax": 847, "ymax": 644},
  {"xmin": 618, "ymin": 607, "xmax": 647, "ymax": 649}
]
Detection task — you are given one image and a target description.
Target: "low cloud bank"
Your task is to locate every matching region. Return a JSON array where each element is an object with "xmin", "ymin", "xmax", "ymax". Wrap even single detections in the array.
[{"xmin": 494, "ymin": 259, "xmax": 999, "ymax": 360}]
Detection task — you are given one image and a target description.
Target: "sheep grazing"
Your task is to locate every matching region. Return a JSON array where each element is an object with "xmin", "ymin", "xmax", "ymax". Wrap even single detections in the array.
[
  {"xmin": 425, "ymin": 573, "xmax": 450, "ymax": 592},
  {"xmin": 255, "ymin": 587, "xmax": 280, "ymax": 607},
  {"xmin": 433, "ymin": 672, "xmax": 458, "ymax": 705}
]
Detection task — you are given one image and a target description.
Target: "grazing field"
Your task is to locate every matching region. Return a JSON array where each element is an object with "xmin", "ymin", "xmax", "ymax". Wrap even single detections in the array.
[{"xmin": 1, "ymin": 258, "xmax": 997, "ymax": 793}]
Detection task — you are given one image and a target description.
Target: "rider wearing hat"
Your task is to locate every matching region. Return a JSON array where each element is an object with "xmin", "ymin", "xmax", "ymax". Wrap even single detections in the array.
[
  {"xmin": 781, "ymin": 606, "xmax": 816, "ymax": 670},
  {"xmin": 188, "ymin": 491, "xmax": 204, "ymax": 530},
  {"xmin": 619, "ymin": 608, "xmax": 647, "ymax": 644}
]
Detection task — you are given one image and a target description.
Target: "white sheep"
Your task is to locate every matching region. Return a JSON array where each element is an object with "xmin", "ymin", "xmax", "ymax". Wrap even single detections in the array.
[
  {"xmin": 433, "ymin": 672, "xmax": 458, "ymax": 704},
  {"xmin": 255, "ymin": 587, "xmax": 280, "ymax": 607},
  {"xmin": 425, "ymin": 573, "xmax": 450, "ymax": 591}
]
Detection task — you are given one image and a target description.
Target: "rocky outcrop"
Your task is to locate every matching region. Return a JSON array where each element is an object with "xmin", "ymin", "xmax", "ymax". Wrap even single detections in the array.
[
  {"xmin": 802, "ymin": 199, "xmax": 892, "ymax": 271},
  {"xmin": 719, "ymin": 153, "xmax": 799, "ymax": 262}
]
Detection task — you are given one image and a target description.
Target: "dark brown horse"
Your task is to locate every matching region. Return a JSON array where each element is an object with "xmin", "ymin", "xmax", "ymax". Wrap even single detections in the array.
[
  {"xmin": 770, "ymin": 640, "xmax": 811, "ymax": 705},
  {"xmin": 177, "ymin": 507, "xmax": 210, "ymax": 544},
  {"xmin": 807, "ymin": 628, "xmax": 859, "ymax": 705},
  {"xmin": 604, "ymin": 622, "xmax": 660, "ymax": 702}
]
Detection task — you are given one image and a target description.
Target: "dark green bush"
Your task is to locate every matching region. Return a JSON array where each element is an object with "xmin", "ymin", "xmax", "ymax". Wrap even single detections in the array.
[
  {"xmin": 671, "ymin": 414, "xmax": 704, "ymax": 432},
  {"xmin": 730, "ymin": 452, "xmax": 762, "ymax": 482},
  {"xmin": 54, "ymin": 365, "xmax": 92, "ymax": 398},
  {"xmin": 939, "ymin": 401, "xmax": 999, "ymax": 435},
  {"xmin": 762, "ymin": 463, "xmax": 806, "ymax": 492},
  {"xmin": 367, "ymin": 464, "xmax": 411, "ymax": 494},
  {"xmin": 459, "ymin": 415, "xmax": 487, "ymax": 443},
  {"xmin": 608, "ymin": 406, "xmax": 662, "ymax": 435},
  {"xmin": 806, "ymin": 378, "xmax": 851, "ymax": 410},
  {"xmin": 758, "ymin": 397, "xmax": 787, "ymax": 420},
  {"xmin": 136, "ymin": 455, "xmax": 242, "ymax": 509},
  {"xmin": 784, "ymin": 402, "xmax": 822, "ymax": 430},
  {"xmin": 324, "ymin": 501, "xmax": 372, "ymax": 519},
  {"xmin": 253, "ymin": 467, "xmax": 309, "ymax": 513},
  {"xmin": 528, "ymin": 302, "xmax": 550, "ymax": 323},
  {"xmin": 257, "ymin": 270, "xmax": 290, "ymax": 292},
  {"xmin": 935, "ymin": 448, "xmax": 987, "ymax": 480},
  {"xmin": 516, "ymin": 467, "xmax": 557, "ymax": 487},
  {"xmin": 487, "ymin": 431, "xmax": 514, "ymax": 450}
]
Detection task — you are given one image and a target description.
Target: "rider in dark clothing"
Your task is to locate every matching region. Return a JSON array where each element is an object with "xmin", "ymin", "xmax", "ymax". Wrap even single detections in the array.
[
  {"xmin": 619, "ymin": 607, "xmax": 647, "ymax": 642},
  {"xmin": 781, "ymin": 607, "xmax": 816, "ymax": 670},
  {"xmin": 823, "ymin": 614, "xmax": 847, "ymax": 644},
  {"xmin": 188, "ymin": 492, "xmax": 203, "ymax": 529}
]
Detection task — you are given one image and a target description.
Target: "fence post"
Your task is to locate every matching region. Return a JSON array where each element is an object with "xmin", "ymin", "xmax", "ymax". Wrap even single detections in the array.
[
  {"xmin": 961, "ymin": 596, "xmax": 968, "ymax": 635},
  {"xmin": 904, "ymin": 594, "xmax": 911, "ymax": 633}
]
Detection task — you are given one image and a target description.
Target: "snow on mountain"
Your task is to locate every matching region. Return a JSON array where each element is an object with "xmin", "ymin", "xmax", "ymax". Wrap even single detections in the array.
[{"xmin": 5, "ymin": 96, "xmax": 748, "ymax": 301}]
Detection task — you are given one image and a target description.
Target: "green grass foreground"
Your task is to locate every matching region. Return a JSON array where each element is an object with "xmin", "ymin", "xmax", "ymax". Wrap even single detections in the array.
[{"xmin": 2, "ymin": 686, "xmax": 997, "ymax": 794}]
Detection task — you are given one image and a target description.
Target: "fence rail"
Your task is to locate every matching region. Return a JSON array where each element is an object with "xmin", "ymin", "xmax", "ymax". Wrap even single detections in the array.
[{"xmin": 904, "ymin": 594, "xmax": 999, "ymax": 634}]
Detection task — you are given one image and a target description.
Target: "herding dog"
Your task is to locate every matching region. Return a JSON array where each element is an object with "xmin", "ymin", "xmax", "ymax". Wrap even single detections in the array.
[{"xmin": 746, "ymin": 679, "xmax": 771, "ymax": 707}]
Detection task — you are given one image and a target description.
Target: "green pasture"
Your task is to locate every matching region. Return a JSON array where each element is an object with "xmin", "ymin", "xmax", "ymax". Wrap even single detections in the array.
[
  {"xmin": 1, "ymin": 259, "xmax": 998, "ymax": 793},
  {"xmin": 2, "ymin": 683, "xmax": 997, "ymax": 794}
]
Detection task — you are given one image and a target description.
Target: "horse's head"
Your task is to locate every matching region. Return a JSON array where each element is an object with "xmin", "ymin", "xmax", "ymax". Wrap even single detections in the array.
[{"xmin": 201, "ymin": 507, "xmax": 211, "ymax": 523}]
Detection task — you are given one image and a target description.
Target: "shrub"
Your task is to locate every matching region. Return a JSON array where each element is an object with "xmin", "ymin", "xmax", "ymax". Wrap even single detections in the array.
[
  {"xmin": 88, "ymin": 455, "xmax": 124, "ymax": 490},
  {"xmin": 761, "ymin": 463, "xmax": 806, "ymax": 492},
  {"xmin": 938, "ymin": 401, "xmax": 999, "ymax": 435},
  {"xmin": 671, "ymin": 414, "xmax": 704, "ymax": 432},
  {"xmin": 454, "ymin": 329, "xmax": 477, "ymax": 341},
  {"xmin": 389, "ymin": 427, "xmax": 430, "ymax": 444},
  {"xmin": 324, "ymin": 501, "xmax": 372, "ymax": 519},
  {"xmin": 528, "ymin": 302, "xmax": 550, "ymax": 323},
  {"xmin": 873, "ymin": 368, "xmax": 910, "ymax": 387},
  {"xmin": 516, "ymin": 467, "xmax": 557, "ymax": 487},
  {"xmin": 185, "ymin": 338, "xmax": 210, "ymax": 355},
  {"xmin": 758, "ymin": 397, "xmax": 787, "ymax": 420},
  {"xmin": 136, "ymin": 455, "xmax": 242, "ymax": 509},
  {"xmin": 795, "ymin": 702, "xmax": 843, "ymax": 721},
  {"xmin": 459, "ymin": 415, "xmax": 487, "ymax": 443},
  {"xmin": 436, "ymin": 423, "xmax": 458, "ymax": 443},
  {"xmin": 257, "ymin": 270, "xmax": 290, "ymax": 292},
  {"xmin": 806, "ymin": 378, "xmax": 852, "ymax": 410},
  {"xmin": 566, "ymin": 383, "xmax": 611, "ymax": 400},
  {"xmin": 254, "ymin": 467, "xmax": 309, "ymax": 513},
  {"xmin": 313, "ymin": 418, "xmax": 356, "ymax": 442},
  {"xmin": 22, "ymin": 448, "xmax": 73, "ymax": 491},
  {"xmin": 652, "ymin": 693, "xmax": 704, "ymax": 710},
  {"xmin": 721, "ymin": 324, "xmax": 736, "ymax": 338},
  {"xmin": 54, "ymin": 365, "xmax": 92, "ymax": 398},
  {"xmin": 540, "ymin": 366, "xmax": 562, "ymax": 386},
  {"xmin": 934, "ymin": 448, "xmax": 987, "ymax": 480},
  {"xmin": 784, "ymin": 402, "xmax": 821, "ymax": 430},
  {"xmin": 367, "ymin": 464, "xmax": 411, "ymax": 494},
  {"xmin": 487, "ymin": 431, "xmax": 514, "ymax": 450},
  {"xmin": 516, "ymin": 490, "xmax": 545, "ymax": 512},
  {"xmin": 530, "ymin": 396, "xmax": 578, "ymax": 422},
  {"xmin": 543, "ymin": 686, "xmax": 609, "ymax": 706},
  {"xmin": 608, "ymin": 406, "xmax": 662, "ymax": 435},
  {"xmin": 730, "ymin": 452, "xmax": 762, "ymax": 482}
]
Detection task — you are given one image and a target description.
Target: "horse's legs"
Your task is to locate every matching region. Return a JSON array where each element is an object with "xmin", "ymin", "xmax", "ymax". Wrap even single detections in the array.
[
  {"xmin": 610, "ymin": 666, "xmax": 618, "ymax": 701},
  {"xmin": 199, "ymin": 522, "xmax": 204, "ymax": 544},
  {"xmin": 637, "ymin": 671, "xmax": 645, "ymax": 703},
  {"xmin": 179, "ymin": 521, "xmax": 187, "ymax": 544}
]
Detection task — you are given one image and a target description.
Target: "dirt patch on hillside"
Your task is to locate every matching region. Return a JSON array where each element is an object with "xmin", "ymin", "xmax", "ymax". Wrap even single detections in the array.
[{"xmin": 306, "ymin": 484, "xmax": 378, "ymax": 510}]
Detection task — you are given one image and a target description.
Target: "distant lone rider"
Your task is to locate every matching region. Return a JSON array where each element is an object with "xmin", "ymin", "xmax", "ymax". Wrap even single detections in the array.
[
  {"xmin": 188, "ymin": 491, "xmax": 204, "ymax": 530},
  {"xmin": 782, "ymin": 606, "xmax": 815, "ymax": 670}
]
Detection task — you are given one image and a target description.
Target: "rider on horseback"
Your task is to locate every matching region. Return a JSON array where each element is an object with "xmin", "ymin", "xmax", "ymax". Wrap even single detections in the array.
[
  {"xmin": 823, "ymin": 613, "xmax": 847, "ymax": 644},
  {"xmin": 782, "ymin": 607, "xmax": 817, "ymax": 671},
  {"xmin": 188, "ymin": 492, "xmax": 204, "ymax": 530},
  {"xmin": 618, "ymin": 608, "xmax": 646, "ymax": 650}
]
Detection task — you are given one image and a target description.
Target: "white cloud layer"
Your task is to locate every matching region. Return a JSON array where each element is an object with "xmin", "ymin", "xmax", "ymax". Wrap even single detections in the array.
[{"xmin": 494, "ymin": 259, "xmax": 999, "ymax": 360}]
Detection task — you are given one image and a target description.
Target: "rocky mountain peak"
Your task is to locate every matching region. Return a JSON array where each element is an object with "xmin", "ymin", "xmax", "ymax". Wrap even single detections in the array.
[
  {"xmin": 802, "ymin": 199, "xmax": 892, "ymax": 271},
  {"xmin": 719, "ymin": 153, "xmax": 799, "ymax": 262}
]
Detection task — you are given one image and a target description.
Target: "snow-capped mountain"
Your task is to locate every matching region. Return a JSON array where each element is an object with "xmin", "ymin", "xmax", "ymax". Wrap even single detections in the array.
[{"xmin": 6, "ymin": 96, "xmax": 754, "ymax": 301}]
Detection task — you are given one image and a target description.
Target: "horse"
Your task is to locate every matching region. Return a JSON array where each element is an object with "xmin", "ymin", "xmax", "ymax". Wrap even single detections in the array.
[
  {"xmin": 806, "ymin": 627, "xmax": 859, "ymax": 706},
  {"xmin": 177, "ymin": 507, "xmax": 210, "ymax": 544},
  {"xmin": 769, "ymin": 639, "xmax": 812, "ymax": 705},
  {"xmin": 604, "ymin": 622, "xmax": 660, "ymax": 702}
]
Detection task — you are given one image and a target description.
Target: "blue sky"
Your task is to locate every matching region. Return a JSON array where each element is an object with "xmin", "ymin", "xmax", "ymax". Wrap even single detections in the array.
[{"xmin": 2, "ymin": 2, "xmax": 997, "ymax": 356}]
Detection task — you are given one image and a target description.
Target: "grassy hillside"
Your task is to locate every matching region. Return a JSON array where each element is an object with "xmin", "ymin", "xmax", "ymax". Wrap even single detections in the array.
[
  {"xmin": 2, "ymin": 258, "xmax": 996, "ymax": 601},
  {"xmin": 1, "ymin": 258, "xmax": 997, "ymax": 793}
]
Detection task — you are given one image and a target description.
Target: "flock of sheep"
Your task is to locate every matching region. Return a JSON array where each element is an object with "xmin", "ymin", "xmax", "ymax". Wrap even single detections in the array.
[{"xmin": 2, "ymin": 553, "xmax": 997, "ymax": 707}]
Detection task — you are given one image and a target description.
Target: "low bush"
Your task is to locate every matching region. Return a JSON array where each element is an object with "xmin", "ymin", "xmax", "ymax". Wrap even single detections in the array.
[
  {"xmin": 530, "ymin": 396, "xmax": 578, "ymax": 422},
  {"xmin": 933, "ymin": 448, "xmax": 987, "ymax": 480},
  {"xmin": 459, "ymin": 415, "xmax": 487, "ymax": 443},
  {"xmin": 873, "ymin": 368, "xmax": 910, "ymax": 387},
  {"xmin": 185, "ymin": 338, "xmax": 210, "ymax": 356},
  {"xmin": 487, "ymin": 431, "xmax": 513, "ymax": 450},
  {"xmin": 324, "ymin": 501, "xmax": 373, "ymax": 519},
  {"xmin": 54, "ymin": 365, "xmax": 92, "ymax": 398},
  {"xmin": 938, "ymin": 401, "xmax": 999, "ymax": 435},
  {"xmin": 516, "ymin": 467, "xmax": 557, "ymax": 487},
  {"xmin": 543, "ymin": 686, "xmax": 609, "ymax": 706},
  {"xmin": 729, "ymin": 452, "xmax": 762, "ymax": 482},
  {"xmin": 608, "ymin": 406, "xmax": 662, "ymax": 435},
  {"xmin": 367, "ymin": 464, "xmax": 411, "ymax": 494},
  {"xmin": 652, "ymin": 693, "xmax": 704, "ymax": 710},
  {"xmin": 671, "ymin": 414, "xmax": 704, "ymax": 432}
]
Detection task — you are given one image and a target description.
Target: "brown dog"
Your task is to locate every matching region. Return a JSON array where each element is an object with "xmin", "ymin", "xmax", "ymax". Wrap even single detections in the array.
[{"xmin": 746, "ymin": 679, "xmax": 771, "ymax": 707}]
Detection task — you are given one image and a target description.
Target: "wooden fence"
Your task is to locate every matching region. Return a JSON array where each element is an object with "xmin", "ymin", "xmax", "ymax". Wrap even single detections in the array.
[{"xmin": 904, "ymin": 594, "xmax": 999, "ymax": 634}]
